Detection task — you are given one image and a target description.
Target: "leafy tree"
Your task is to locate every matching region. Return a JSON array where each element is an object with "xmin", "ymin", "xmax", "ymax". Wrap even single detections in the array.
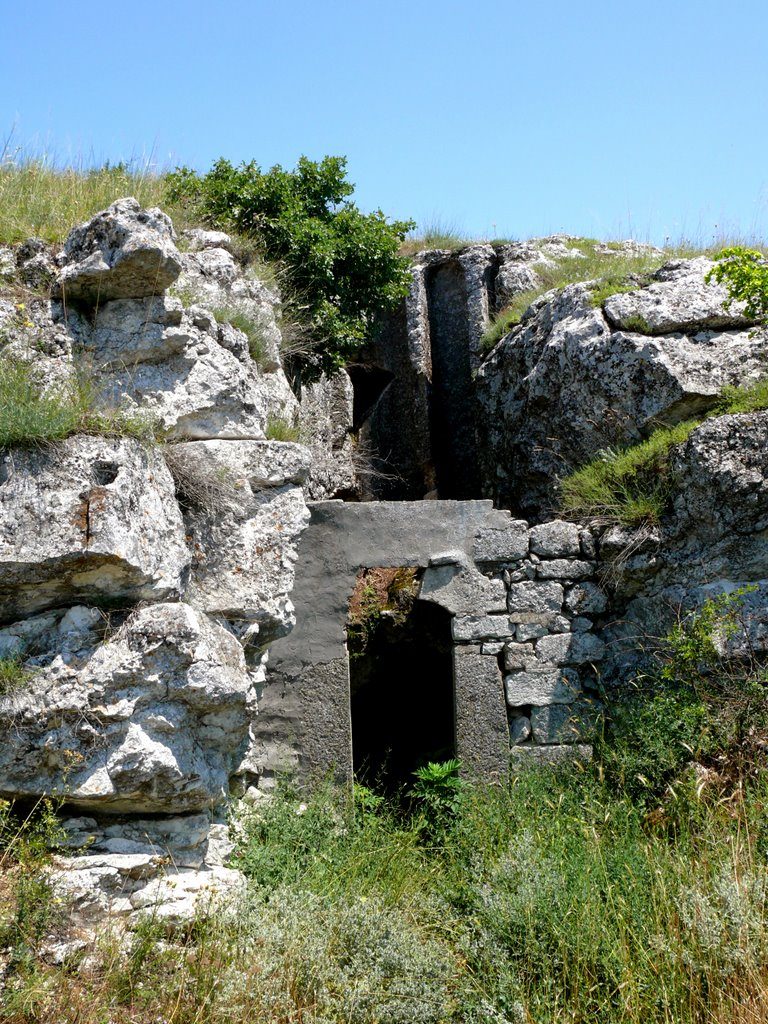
[
  {"xmin": 706, "ymin": 246, "xmax": 768, "ymax": 322},
  {"xmin": 165, "ymin": 156, "xmax": 414, "ymax": 373}
]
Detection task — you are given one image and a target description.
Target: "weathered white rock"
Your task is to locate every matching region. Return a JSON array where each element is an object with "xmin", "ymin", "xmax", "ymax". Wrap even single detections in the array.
[
  {"xmin": 537, "ymin": 559, "xmax": 594, "ymax": 581},
  {"xmin": 452, "ymin": 614, "xmax": 516, "ymax": 642},
  {"xmin": 507, "ymin": 580, "xmax": 564, "ymax": 619},
  {"xmin": 0, "ymin": 436, "xmax": 189, "ymax": 622},
  {"xmin": 564, "ymin": 582, "xmax": 607, "ymax": 615},
  {"xmin": 534, "ymin": 631, "xmax": 606, "ymax": 666},
  {"xmin": 0, "ymin": 603, "xmax": 254, "ymax": 813},
  {"xmin": 182, "ymin": 229, "xmax": 234, "ymax": 253},
  {"xmin": 176, "ymin": 246, "xmax": 282, "ymax": 371},
  {"xmin": 473, "ymin": 519, "xmax": 529, "ymax": 562},
  {"xmin": 50, "ymin": 853, "xmax": 245, "ymax": 930},
  {"xmin": 168, "ymin": 440, "xmax": 311, "ymax": 639},
  {"xmin": 509, "ymin": 715, "xmax": 531, "ymax": 745},
  {"xmin": 87, "ymin": 294, "xmax": 193, "ymax": 367},
  {"xmin": 603, "ymin": 258, "xmax": 752, "ymax": 335},
  {"xmin": 98, "ymin": 335, "xmax": 276, "ymax": 441},
  {"xmin": 56, "ymin": 198, "xmax": 182, "ymax": 303},
  {"xmin": 478, "ymin": 264, "xmax": 768, "ymax": 517},
  {"xmin": 299, "ymin": 369, "xmax": 358, "ymax": 499}
]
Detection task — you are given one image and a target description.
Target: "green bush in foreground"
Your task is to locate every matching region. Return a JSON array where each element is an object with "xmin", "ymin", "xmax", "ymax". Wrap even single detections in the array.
[
  {"xmin": 0, "ymin": 357, "xmax": 156, "ymax": 448},
  {"xmin": 165, "ymin": 156, "xmax": 415, "ymax": 373}
]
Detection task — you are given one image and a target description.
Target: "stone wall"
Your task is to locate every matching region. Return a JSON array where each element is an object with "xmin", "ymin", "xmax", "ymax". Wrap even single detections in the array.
[{"xmin": 262, "ymin": 503, "xmax": 604, "ymax": 788}]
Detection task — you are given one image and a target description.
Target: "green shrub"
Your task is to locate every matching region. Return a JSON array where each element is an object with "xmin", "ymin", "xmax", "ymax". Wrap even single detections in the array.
[
  {"xmin": 706, "ymin": 246, "xmax": 768, "ymax": 322},
  {"xmin": 0, "ymin": 357, "xmax": 156, "ymax": 448},
  {"xmin": 409, "ymin": 758, "xmax": 464, "ymax": 834},
  {"xmin": 165, "ymin": 156, "xmax": 415, "ymax": 373},
  {"xmin": 600, "ymin": 588, "xmax": 768, "ymax": 801}
]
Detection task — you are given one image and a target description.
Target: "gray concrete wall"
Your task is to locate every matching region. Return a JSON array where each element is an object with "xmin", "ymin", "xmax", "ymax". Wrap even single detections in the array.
[
  {"xmin": 252, "ymin": 500, "xmax": 603, "ymax": 791},
  {"xmin": 257, "ymin": 500, "xmax": 512, "ymax": 784}
]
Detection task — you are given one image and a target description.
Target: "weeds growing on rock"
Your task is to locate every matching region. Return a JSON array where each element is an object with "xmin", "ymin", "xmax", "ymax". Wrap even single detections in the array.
[
  {"xmin": 210, "ymin": 305, "xmax": 269, "ymax": 367},
  {"xmin": 481, "ymin": 243, "xmax": 663, "ymax": 351},
  {"xmin": 264, "ymin": 414, "xmax": 300, "ymax": 442},
  {"xmin": 0, "ymin": 357, "xmax": 157, "ymax": 448},
  {"xmin": 560, "ymin": 375, "xmax": 768, "ymax": 526},
  {"xmin": 0, "ymin": 658, "xmax": 33, "ymax": 696}
]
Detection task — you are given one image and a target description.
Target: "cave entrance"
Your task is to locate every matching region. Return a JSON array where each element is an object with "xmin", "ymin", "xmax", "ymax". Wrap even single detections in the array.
[{"xmin": 347, "ymin": 568, "xmax": 455, "ymax": 795}]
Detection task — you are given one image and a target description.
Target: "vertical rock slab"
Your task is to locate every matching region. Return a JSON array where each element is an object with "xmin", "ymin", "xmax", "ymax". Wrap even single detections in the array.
[
  {"xmin": 165, "ymin": 439, "xmax": 311, "ymax": 641},
  {"xmin": 452, "ymin": 645, "xmax": 509, "ymax": 780},
  {"xmin": 0, "ymin": 435, "xmax": 190, "ymax": 621}
]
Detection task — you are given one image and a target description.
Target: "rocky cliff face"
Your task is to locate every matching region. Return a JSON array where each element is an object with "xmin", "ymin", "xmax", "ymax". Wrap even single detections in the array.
[
  {"xmin": 0, "ymin": 199, "xmax": 311, "ymax": 928},
  {"xmin": 1, "ymin": 205, "xmax": 766, "ymax": 938}
]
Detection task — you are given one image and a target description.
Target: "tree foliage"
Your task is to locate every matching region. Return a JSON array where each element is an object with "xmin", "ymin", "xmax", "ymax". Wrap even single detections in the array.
[
  {"xmin": 165, "ymin": 156, "xmax": 414, "ymax": 372},
  {"xmin": 706, "ymin": 246, "xmax": 768, "ymax": 322}
]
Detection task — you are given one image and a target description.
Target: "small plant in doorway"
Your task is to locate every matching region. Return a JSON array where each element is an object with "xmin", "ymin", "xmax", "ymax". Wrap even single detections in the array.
[{"xmin": 409, "ymin": 758, "xmax": 464, "ymax": 834}]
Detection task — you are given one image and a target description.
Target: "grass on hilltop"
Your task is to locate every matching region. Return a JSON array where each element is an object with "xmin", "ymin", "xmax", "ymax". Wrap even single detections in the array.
[
  {"xmin": 0, "ymin": 157, "xmax": 191, "ymax": 245},
  {"xmin": 481, "ymin": 240, "xmax": 664, "ymax": 351}
]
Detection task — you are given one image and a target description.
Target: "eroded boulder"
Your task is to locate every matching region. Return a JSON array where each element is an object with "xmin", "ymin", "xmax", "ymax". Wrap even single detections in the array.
[
  {"xmin": 478, "ymin": 263, "xmax": 768, "ymax": 517},
  {"xmin": 0, "ymin": 602, "xmax": 254, "ymax": 813},
  {"xmin": 55, "ymin": 198, "xmax": 182, "ymax": 304},
  {"xmin": 0, "ymin": 435, "xmax": 190, "ymax": 622}
]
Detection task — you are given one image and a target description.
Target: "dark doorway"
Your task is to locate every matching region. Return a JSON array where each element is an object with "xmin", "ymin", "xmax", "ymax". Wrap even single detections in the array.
[{"xmin": 348, "ymin": 573, "xmax": 455, "ymax": 794}]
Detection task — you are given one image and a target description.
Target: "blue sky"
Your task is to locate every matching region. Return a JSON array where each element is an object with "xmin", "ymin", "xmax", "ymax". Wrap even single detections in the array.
[{"xmin": 3, "ymin": 0, "xmax": 768, "ymax": 244}]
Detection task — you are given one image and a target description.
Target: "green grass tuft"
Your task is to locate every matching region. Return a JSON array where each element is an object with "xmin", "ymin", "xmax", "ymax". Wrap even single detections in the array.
[
  {"xmin": 0, "ymin": 357, "xmax": 157, "ymax": 449},
  {"xmin": 560, "ymin": 375, "xmax": 768, "ymax": 525},
  {"xmin": 560, "ymin": 420, "xmax": 699, "ymax": 525},
  {"xmin": 0, "ymin": 657, "xmax": 32, "ymax": 695},
  {"xmin": 211, "ymin": 305, "xmax": 269, "ymax": 367},
  {"xmin": 265, "ymin": 414, "xmax": 300, "ymax": 442}
]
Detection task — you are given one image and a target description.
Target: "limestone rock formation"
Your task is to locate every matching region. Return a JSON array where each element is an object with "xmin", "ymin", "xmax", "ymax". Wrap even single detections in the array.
[
  {"xmin": 0, "ymin": 435, "xmax": 190, "ymax": 621},
  {"xmin": 0, "ymin": 198, "xmax": 313, "ymax": 931},
  {"xmin": 0, "ymin": 602, "xmax": 254, "ymax": 813},
  {"xmin": 166, "ymin": 438, "xmax": 311, "ymax": 640},
  {"xmin": 477, "ymin": 260, "xmax": 768, "ymax": 517},
  {"xmin": 55, "ymin": 198, "xmax": 183, "ymax": 303}
]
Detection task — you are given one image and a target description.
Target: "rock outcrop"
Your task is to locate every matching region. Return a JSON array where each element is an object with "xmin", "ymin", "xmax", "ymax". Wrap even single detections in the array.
[
  {"xmin": 2, "ymin": 200, "xmax": 767, "ymax": 941},
  {"xmin": 477, "ymin": 258, "xmax": 768, "ymax": 518},
  {"xmin": 55, "ymin": 198, "xmax": 183, "ymax": 303},
  {"xmin": 0, "ymin": 199, "xmax": 311, "ymax": 931}
]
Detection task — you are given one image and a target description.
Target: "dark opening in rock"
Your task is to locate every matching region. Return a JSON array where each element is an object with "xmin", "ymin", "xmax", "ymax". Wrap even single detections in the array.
[
  {"xmin": 347, "ymin": 567, "xmax": 455, "ymax": 794},
  {"xmin": 346, "ymin": 364, "xmax": 394, "ymax": 431},
  {"xmin": 92, "ymin": 460, "xmax": 120, "ymax": 485},
  {"xmin": 425, "ymin": 261, "xmax": 480, "ymax": 499}
]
